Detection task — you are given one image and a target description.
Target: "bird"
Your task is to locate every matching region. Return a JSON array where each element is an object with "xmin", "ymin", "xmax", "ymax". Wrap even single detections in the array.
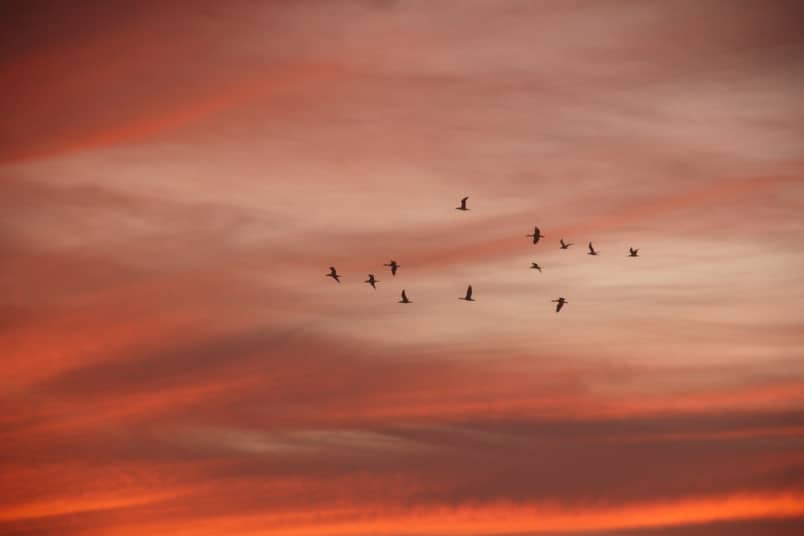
[
  {"xmin": 552, "ymin": 297, "xmax": 567, "ymax": 313},
  {"xmin": 530, "ymin": 262, "xmax": 542, "ymax": 272},
  {"xmin": 526, "ymin": 226, "xmax": 545, "ymax": 244},
  {"xmin": 326, "ymin": 266, "xmax": 341, "ymax": 283},
  {"xmin": 587, "ymin": 242, "xmax": 599, "ymax": 256},
  {"xmin": 628, "ymin": 247, "xmax": 639, "ymax": 257},
  {"xmin": 459, "ymin": 285, "xmax": 475, "ymax": 301},
  {"xmin": 384, "ymin": 259, "xmax": 399, "ymax": 276},
  {"xmin": 456, "ymin": 196, "xmax": 469, "ymax": 211},
  {"xmin": 364, "ymin": 274, "xmax": 379, "ymax": 289},
  {"xmin": 560, "ymin": 239, "xmax": 573, "ymax": 249},
  {"xmin": 399, "ymin": 289, "xmax": 411, "ymax": 304}
]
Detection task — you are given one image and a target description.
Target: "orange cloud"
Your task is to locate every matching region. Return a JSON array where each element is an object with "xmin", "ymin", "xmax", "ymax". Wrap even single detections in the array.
[
  {"xmin": 0, "ymin": 63, "xmax": 337, "ymax": 165},
  {"xmin": 2, "ymin": 3, "xmax": 803, "ymax": 536},
  {"xmin": 47, "ymin": 492, "xmax": 804, "ymax": 536}
]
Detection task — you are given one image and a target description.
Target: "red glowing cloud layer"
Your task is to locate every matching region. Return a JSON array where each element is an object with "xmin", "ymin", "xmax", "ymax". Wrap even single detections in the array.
[{"xmin": 2, "ymin": 1, "xmax": 804, "ymax": 535}]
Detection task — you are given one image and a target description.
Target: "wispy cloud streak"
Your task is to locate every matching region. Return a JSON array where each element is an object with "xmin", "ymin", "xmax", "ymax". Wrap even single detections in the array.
[{"xmin": 1, "ymin": 1, "xmax": 803, "ymax": 535}]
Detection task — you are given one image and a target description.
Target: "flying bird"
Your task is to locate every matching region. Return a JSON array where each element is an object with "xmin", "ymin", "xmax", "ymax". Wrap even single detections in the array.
[
  {"xmin": 629, "ymin": 247, "xmax": 639, "ymax": 257},
  {"xmin": 459, "ymin": 285, "xmax": 475, "ymax": 301},
  {"xmin": 326, "ymin": 266, "xmax": 341, "ymax": 283},
  {"xmin": 526, "ymin": 226, "xmax": 545, "ymax": 244},
  {"xmin": 587, "ymin": 242, "xmax": 599, "ymax": 256},
  {"xmin": 384, "ymin": 259, "xmax": 399, "ymax": 276},
  {"xmin": 552, "ymin": 297, "xmax": 568, "ymax": 313},
  {"xmin": 364, "ymin": 274, "xmax": 379, "ymax": 289},
  {"xmin": 530, "ymin": 262, "xmax": 542, "ymax": 272},
  {"xmin": 399, "ymin": 289, "xmax": 411, "ymax": 304},
  {"xmin": 456, "ymin": 196, "xmax": 469, "ymax": 211},
  {"xmin": 560, "ymin": 239, "xmax": 573, "ymax": 249}
]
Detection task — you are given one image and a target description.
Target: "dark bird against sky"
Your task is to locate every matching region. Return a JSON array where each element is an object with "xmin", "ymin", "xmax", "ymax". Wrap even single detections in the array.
[
  {"xmin": 456, "ymin": 196, "xmax": 469, "ymax": 211},
  {"xmin": 552, "ymin": 297, "xmax": 568, "ymax": 313},
  {"xmin": 459, "ymin": 285, "xmax": 475, "ymax": 301},
  {"xmin": 560, "ymin": 239, "xmax": 573, "ymax": 249},
  {"xmin": 531, "ymin": 262, "xmax": 542, "ymax": 272},
  {"xmin": 588, "ymin": 242, "xmax": 599, "ymax": 256},
  {"xmin": 629, "ymin": 247, "xmax": 639, "ymax": 257},
  {"xmin": 398, "ymin": 289, "xmax": 411, "ymax": 304},
  {"xmin": 526, "ymin": 226, "xmax": 545, "ymax": 244},
  {"xmin": 384, "ymin": 259, "xmax": 399, "ymax": 276},
  {"xmin": 364, "ymin": 273, "xmax": 379, "ymax": 289},
  {"xmin": 326, "ymin": 266, "xmax": 341, "ymax": 283}
]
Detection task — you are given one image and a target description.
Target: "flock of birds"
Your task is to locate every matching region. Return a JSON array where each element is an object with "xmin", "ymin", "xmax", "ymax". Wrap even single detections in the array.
[{"xmin": 326, "ymin": 196, "xmax": 640, "ymax": 313}]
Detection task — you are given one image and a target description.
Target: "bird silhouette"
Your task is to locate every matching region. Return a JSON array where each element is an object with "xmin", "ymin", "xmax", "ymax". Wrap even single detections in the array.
[
  {"xmin": 552, "ymin": 297, "xmax": 567, "ymax": 313},
  {"xmin": 364, "ymin": 274, "xmax": 379, "ymax": 289},
  {"xmin": 587, "ymin": 242, "xmax": 599, "ymax": 256},
  {"xmin": 530, "ymin": 262, "xmax": 542, "ymax": 272},
  {"xmin": 399, "ymin": 289, "xmax": 411, "ymax": 304},
  {"xmin": 384, "ymin": 260, "xmax": 399, "ymax": 276},
  {"xmin": 326, "ymin": 266, "xmax": 341, "ymax": 283},
  {"xmin": 560, "ymin": 239, "xmax": 573, "ymax": 249},
  {"xmin": 456, "ymin": 196, "xmax": 469, "ymax": 211},
  {"xmin": 459, "ymin": 285, "xmax": 475, "ymax": 301},
  {"xmin": 629, "ymin": 247, "xmax": 639, "ymax": 257},
  {"xmin": 526, "ymin": 226, "xmax": 545, "ymax": 244}
]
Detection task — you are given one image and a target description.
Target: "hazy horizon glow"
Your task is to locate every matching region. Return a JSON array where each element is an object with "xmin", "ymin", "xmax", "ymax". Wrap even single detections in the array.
[{"xmin": 2, "ymin": 1, "xmax": 804, "ymax": 535}]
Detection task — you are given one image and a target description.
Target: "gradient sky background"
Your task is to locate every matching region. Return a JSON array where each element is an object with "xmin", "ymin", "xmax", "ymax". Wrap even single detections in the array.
[{"xmin": 2, "ymin": 1, "xmax": 804, "ymax": 535}]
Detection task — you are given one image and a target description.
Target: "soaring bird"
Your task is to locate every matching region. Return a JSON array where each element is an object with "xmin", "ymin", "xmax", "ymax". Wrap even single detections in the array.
[
  {"xmin": 459, "ymin": 285, "xmax": 475, "ymax": 301},
  {"xmin": 364, "ymin": 274, "xmax": 379, "ymax": 289},
  {"xmin": 530, "ymin": 262, "xmax": 542, "ymax": 272},
  {"xmin": 587, "ymin": 242, "xmax": 599, "ymax": 256},
  {"xmin": 560, "ymin": 239, "xmax": 573, "ymax": 249},
  {"xmin": 399, "ymin": 289, "xmax": 411, "ymax": 304},
  {"xmin": 326, "ymin": 266, "xmax": 341, "ymax": 283},
  {"xmin": 384, "ymin": 259, "xmax": 400, "ymax": 276},
  {"xmin": 456, "ymin": 196, "xmax": 469, "ymax": 211},
  {"xmin": 526, "ymin": 226, "xmax": 545, "ymax": 244},
  {"xmin": 552, "ymin": 297, "xmax": 567, "ymax": 313},
  {"xmin": 629, "ymin": 247, "xmax": 639, "ymax": 257}
]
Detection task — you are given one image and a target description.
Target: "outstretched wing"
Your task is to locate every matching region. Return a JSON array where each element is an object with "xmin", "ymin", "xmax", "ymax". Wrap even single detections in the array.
[{"xmin": 466, "ymin": 285, "xmax": 473, "ymax": 300}]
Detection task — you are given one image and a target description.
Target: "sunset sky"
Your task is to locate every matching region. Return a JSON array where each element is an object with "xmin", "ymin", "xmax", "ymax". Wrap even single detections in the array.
[{"xmin": 2, "ymin": 1, "xmax": 804, "ymax": 534}]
